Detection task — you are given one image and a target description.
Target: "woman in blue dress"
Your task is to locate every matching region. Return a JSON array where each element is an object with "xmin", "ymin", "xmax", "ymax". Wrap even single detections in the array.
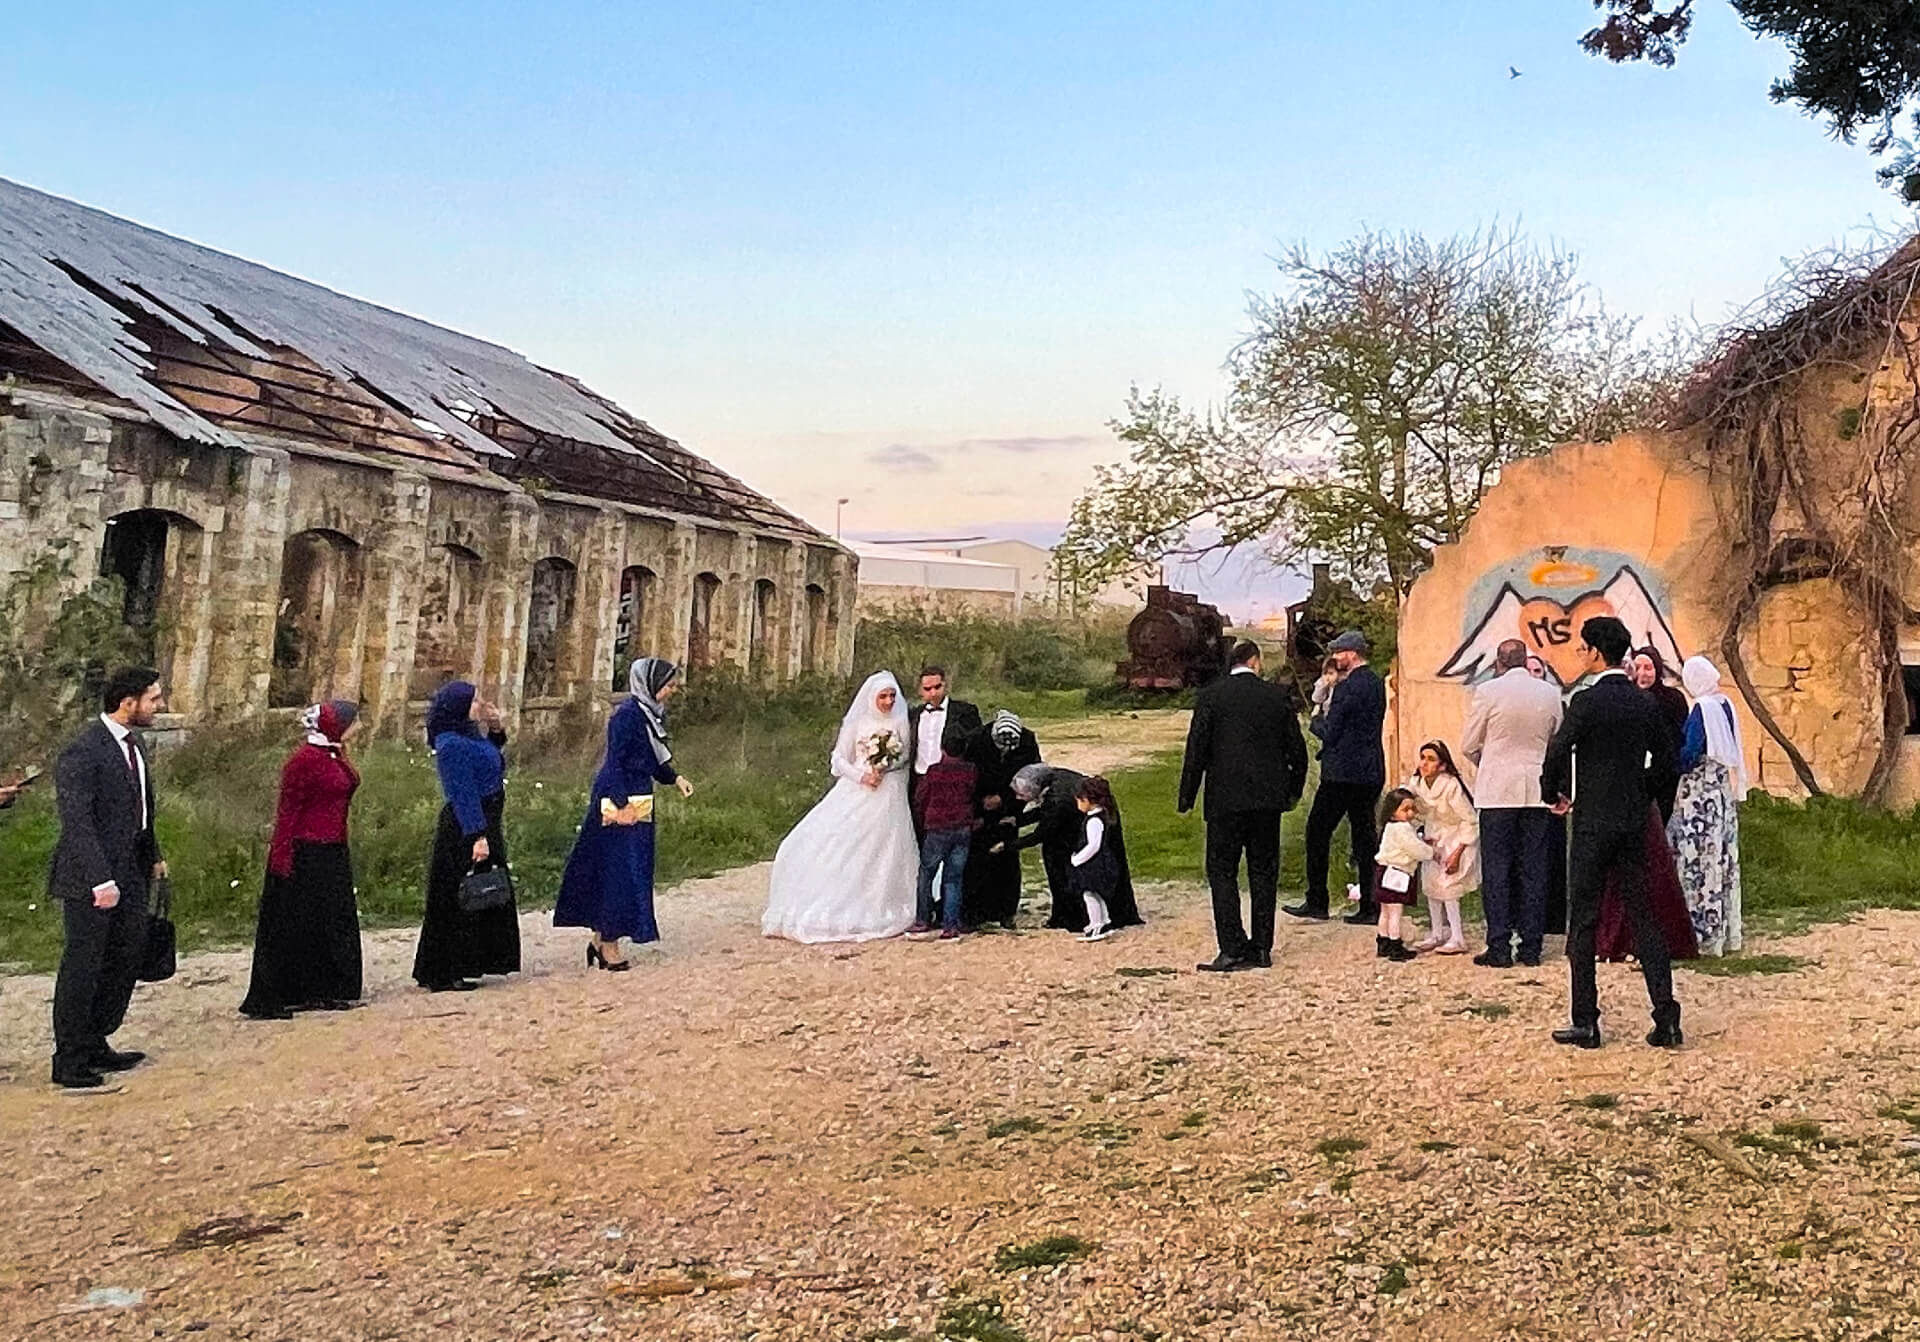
[
  {"xmin": 412, "ymin": 681, "xmax": 521, "ymax": 991},
  {"xmin": 555, "ymin": 657, "xmax": 696, "ymax": 970}
]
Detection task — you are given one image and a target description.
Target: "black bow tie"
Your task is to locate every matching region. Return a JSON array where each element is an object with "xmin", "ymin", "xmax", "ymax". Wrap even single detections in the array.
[{"xmin": 924, "ymin": 704, "xmax": 945, "ymax": 713}]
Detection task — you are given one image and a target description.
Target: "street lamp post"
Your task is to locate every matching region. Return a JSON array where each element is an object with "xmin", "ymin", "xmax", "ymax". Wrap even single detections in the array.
[{"xmin": 835, "ymin": 497, "xmax": 849, "ymax": 538}]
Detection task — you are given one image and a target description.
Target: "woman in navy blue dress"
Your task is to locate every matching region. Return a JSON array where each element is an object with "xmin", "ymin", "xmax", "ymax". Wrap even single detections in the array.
[
  {"xmin": 413, "ymin": 681, "xmax": 521, "ymax": 991},
  {"xmin": 554, "ymin": 657, "xmax": 695, "ymax": 970}
]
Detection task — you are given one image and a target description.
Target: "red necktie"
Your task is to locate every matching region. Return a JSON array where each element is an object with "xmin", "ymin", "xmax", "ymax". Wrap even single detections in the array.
[{"xmin": 123, "ymin": 737, "xmax": 143, "ymax": 825}]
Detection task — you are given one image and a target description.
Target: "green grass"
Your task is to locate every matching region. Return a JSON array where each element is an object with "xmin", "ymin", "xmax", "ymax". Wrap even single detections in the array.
[
  {"xmin": 1740, "ymin": 792, "xmax": 1920, "ymax": 933},
  {"xmin": 1113, "ymin": 749, "xmax": 1326, "ymax": 891},
  {"xmin": 1684, "ymin": 953, "xmax": 1812, "ymax": 977},
  {"xmin": 1315, "ymin": 1136, "xmax": 1369, "ymax": 1160},
  {"xmin": 985, "ymin": 1116, "xmax": 1048, "ymax": 1139},
  {"xmin": 935, "ymin": 1295, "xmax": 1031, "ymax": 1342},
  {"xmin": 992, "ymin": 1234, "xmax": 1096, "ymax": 1272}
]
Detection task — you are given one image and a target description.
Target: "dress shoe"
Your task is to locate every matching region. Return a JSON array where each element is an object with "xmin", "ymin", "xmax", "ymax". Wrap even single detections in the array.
[
  {"xmin": 1249, "ymin": 951, "xmax": 1273, "ymax": 969},
  {"xmin": 1196, "ymin": 954, "xmax": 1253, "ymax": 973},
  {"xmin": 1516, "ymin": 951, "xmax": 1542, "ymax": 968},
  {"xmin": 1473, "ymin": 948, "xmax": 1513, "ymax": 969},
  {"xmin": 92, "ymin": 1049, "xmax": 145, "ymax": 1072},
  {"xmin": 1342, "ymin": 907, "xmax": 1377, "ymax": 926},
  {"xmin": 1551, "ymin": 1024, "xmax": 1603, "ymax": 1049},
  {"xmin": 1281, "ymin": 903, "xmax": 1328, "ymax": 921},
  {"xmin": 1646, "ymin": 1021, "xmax": 1684, "ymax": 1049},
  {"xmin": 242, "ymin": 1005, "xmax": 295, "ymax": 1020},
  {"xmin": 52, "ymin": 1065, "xmax": 105, "ymax": 1089}
]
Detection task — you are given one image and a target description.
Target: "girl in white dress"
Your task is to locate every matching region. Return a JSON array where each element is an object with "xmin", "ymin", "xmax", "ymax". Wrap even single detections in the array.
[
  {"xmin": 762, "ymin": 671, "xmax": 919, "ymax": 943},
  {"xmin": 1407, "ymin": 739, "xmax": 1478, "ymax": 954}
]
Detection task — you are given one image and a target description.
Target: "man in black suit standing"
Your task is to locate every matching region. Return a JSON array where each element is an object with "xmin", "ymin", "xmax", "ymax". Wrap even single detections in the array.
[
  {"xmin": 1288, "ymin": 629, "xmax": 1387, "ymax": 924},
  {"xmin": 48, "ymin": 666, "xmax": 168, "ymax": 1089},
  {"xmin": 1541, "ymin": 616, "xmax": 1682, "ymax": 1050},
  {"xmin": 1179, "ymin": 640, "xmax": 1309, "ymax": 972},
  {"xmin": 907, "ymin": 664, "xmax": 982, "ymax": 828}
]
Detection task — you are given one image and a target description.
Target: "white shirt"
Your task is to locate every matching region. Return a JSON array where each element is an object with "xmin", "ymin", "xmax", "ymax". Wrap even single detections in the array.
[
  {"xmin": 100, "ymin": 713, "xmax": 149, "ymax": 830},
  {"xmin": 1229, "ymin": 665, "xmax": 1257, "ymax": 676},
  {"xmin": 913, "ymin": 702, "xmax": 949, "ymax": 774},
  {"xmin": 1071, "ymin": 811, "xmax": 1106, "ymax": 866}
]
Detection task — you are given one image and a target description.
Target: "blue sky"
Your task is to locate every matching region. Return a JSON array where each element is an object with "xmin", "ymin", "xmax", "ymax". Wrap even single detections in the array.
[{"xmin": 2, "ymin": 2, "xmax": 1907, "ymax": 614}]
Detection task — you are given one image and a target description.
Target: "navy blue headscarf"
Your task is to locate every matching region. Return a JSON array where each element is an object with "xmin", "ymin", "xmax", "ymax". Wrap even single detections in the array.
[{"xmin": 426, "ymin": 681, "xmax": 478, "ymax": 746}]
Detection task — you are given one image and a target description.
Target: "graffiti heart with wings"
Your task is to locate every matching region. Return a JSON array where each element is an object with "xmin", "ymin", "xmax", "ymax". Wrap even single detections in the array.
[{"xmin": 1439, "ymin": 566, "xmax": 1683, "ymax": 688}]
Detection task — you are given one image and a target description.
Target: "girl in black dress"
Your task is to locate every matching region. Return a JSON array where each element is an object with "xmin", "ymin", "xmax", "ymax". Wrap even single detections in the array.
[{"xmin": 1067, "ymin": 775, "xmax": 1140, "ymax": 942}]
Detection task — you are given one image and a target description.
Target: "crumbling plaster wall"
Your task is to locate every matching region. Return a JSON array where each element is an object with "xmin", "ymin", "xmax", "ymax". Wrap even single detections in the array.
[{"xmin": 0, "ymin": 388, "xmax": 857, "ymax": 736}]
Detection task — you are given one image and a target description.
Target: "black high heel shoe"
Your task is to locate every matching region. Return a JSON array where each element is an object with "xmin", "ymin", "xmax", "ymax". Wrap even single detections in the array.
[{"xmin": 587, "ymin": 942, "xmax": 632, "ymax": 973}]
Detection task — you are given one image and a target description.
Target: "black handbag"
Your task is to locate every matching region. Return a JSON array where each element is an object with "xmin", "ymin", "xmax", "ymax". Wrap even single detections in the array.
[
  {"xmin": 138, "ymin": 877, "xmax": 177, "ymax": 982},
  {"xmin": 456, "ymin": 864, "xmax": 514, "ymax": 913}
]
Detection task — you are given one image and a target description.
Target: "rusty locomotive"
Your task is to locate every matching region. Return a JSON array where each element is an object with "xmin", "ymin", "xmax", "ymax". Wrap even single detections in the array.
[{"xmin": 1114, "ymin": 586, "xmax": 1232, "ymax": 689}]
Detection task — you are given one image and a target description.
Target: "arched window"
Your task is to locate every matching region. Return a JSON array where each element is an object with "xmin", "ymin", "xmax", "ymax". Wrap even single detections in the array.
[
  {"xmin": 270, "ymin": 529, "xmax": 365, "ymax": 708},
  {"xmin": 611, "ymin": 565, "xmax": 657, "ymax": 689},
  {"xmin": 98, "ymin": 507, "xmax": 201, "ymax": 685},
  {"xmin": 688, "ymin": 571, "xmax": 722, "ymax": 668},
  {"xmin": 750, "ymin": 578, "xmax": 777, "ymax": 675},
  {"xmin": 802, "ymin": 583, "xmax": 829, "ymax": 673},
  {"xmin": 524, "ymin": 557, "xmax": 578, "ymax": 699},
  {"xmin": 411, "ymin": 544, "xmax": 485, "ymax": 699}
]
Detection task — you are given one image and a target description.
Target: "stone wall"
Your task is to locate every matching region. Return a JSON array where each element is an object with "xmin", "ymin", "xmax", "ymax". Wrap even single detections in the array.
[
  {"xmin": 854, "ymin": 584, "xmax": 1020, "ymax": 620},
  {"xmin": 1393, "ymin": 431, "xmax": 1910, "ymax": 804},
  {"xmin": 0, "ymin": 387, "xmax": 858, "ymax": 735}
]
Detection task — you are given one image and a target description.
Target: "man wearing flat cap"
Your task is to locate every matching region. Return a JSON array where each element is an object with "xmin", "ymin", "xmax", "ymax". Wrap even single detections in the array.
[{"xmin": 1287, "ymin": 630, "xmax": 1387, "ymax": 925}]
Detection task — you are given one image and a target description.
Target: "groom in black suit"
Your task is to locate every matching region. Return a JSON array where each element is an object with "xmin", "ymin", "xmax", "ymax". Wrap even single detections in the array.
[
  {"xmin": 1179, "ymin": 640, "xmax": 1309, "ymax": 972},
  {"xmin": 48, "ymin": 666, "xmax": 169, "ymax": 1088},
  {"xmin": 1541, "ymin": 616, "xmax": 1682, "ymax": 1050},
  {"xmin": 907, "ymin": 665, "xmax": 981, "ymax": 833}
]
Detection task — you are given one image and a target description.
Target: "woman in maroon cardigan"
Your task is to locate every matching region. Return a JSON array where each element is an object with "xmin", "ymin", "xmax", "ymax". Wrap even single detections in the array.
[{"xmin": 241, "ymin": 701, "xmax": 364, "ymax": 1019}]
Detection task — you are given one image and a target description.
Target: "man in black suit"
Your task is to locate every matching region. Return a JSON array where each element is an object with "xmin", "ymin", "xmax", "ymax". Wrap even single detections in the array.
[
  {"xmin": 907, "ymin": 664, "xmax": 982, "ymax": 830},
  {"xmin": 1289, "ymin": 629, "xmax": 1387, "ymax": 924},
  {"xmin": 48, "ymin": 666, "xmax": 168, "ymax": 1089},
  {"xmin": 1179, "ymin": 640, "xmax": 1309, "ymax": 972},
  {"xmin": 1541, "ymin": 616, "xmax": 1682, "ymax": 1050}
]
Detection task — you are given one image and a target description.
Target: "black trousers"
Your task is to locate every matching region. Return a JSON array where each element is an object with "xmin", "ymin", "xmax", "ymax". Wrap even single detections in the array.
[
  {"xmin": 52, "ymin": 889, "xmax": 148, "ymax": 1071},
  {"xmin": 1480, "ymin": 808, "xmax": 1554, "ymax": 956},
  {"xmin": 1303, "ymin": 780, "xmax": 1380, "ymax": 916},
  {"xmin": 1206, "ymin": 809, "xmax": 1280, "ymax": 959},
  {"xmin": 1566, "ymin": 824, "xmax": 1679, "ymax": 1030}
]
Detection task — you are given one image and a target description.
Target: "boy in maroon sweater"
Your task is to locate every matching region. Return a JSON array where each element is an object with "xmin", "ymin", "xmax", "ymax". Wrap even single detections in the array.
[{"xmin": 910, "ymin": 724, "xmax": 980, "ymax": 939}]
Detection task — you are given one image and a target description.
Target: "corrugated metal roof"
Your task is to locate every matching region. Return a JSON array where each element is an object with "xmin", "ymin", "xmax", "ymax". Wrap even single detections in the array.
[{"xmin": 0, "ymin": 177, "xmax": 825, "ymax": 540}]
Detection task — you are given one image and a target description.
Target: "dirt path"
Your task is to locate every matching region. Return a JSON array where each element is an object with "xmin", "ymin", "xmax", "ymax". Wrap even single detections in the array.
[{"xmin": 6, "ymin": 708, "xmax": 1920, "ymax": 1340}]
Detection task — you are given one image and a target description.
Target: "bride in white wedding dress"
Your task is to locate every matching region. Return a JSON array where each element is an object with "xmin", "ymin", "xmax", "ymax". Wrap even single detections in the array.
[{"xmin": 762, "ymin": 671, "xmax": 919, "ymax": 943}]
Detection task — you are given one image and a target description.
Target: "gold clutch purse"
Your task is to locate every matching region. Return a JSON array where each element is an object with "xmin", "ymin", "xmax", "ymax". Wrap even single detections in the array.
[{"xmin": 598, "ymin": 794, "xmax": 655, "ymax": 824}]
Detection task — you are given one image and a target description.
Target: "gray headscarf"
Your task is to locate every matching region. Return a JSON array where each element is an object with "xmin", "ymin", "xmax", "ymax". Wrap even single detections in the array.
[
  {"xmin": 628, "ymin": 657, "xmax": 679, "ymax": 763},
  {"xmin": 989, "ymin": 709, "xmax": 1026, "ymax": 752},
  {"xmin": 1011, "ymin": 762, "xmax": 1054, "ymax": 801}
]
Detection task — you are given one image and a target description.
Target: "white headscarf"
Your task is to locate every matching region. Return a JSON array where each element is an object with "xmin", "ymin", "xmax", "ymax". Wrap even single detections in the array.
[
  {"xmin": 842, "ymin": 670, "xmax": 907, "ymax": 742},
  {"xmin": 628, "ymin": 656, "xmax": 679, "ymax": 765},
  {"xmin": 1681, "ymin": 655, "xmax": 1747, "ymax": 793}
]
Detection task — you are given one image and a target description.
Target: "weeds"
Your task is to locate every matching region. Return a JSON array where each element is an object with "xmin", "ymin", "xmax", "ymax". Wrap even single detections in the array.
[
  {"xmin": 936, "ymin": 1294, "xmax": 1031, "ymax": 1342},
  {"xmin": 993, "ymin": 1235, "xmax": 1096, "ymax": 1272},
  {"xmin": 1316, "ymin": 1136, "xmax": 1369, "ymax": 1160},
  {"xmin": 986, "ymin": 1116, "xmax": 1047, "ymax": 1139},
  {"xmin": 1685, "ymin": 953, "xmax": 1812, "ymax": 977}
]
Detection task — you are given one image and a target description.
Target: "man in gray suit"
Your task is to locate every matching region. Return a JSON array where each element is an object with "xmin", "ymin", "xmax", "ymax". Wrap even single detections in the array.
[
  {"xmin": 48, "ymin": 666, "xmax": 168, "ymax": 1089},
  {"xmin": 1460, "ymin": 639, "xmax": 1563, "ymax": 968}
]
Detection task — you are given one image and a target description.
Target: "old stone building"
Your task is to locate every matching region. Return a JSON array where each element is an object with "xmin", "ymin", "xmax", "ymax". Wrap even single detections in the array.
[
  {"xmin": 1393, "ymin": 240, "xmax": 1920, "ymax": 806},
  {"xmin": 0, "ymin": 179, "xmax": 856, "ymax": 734}
]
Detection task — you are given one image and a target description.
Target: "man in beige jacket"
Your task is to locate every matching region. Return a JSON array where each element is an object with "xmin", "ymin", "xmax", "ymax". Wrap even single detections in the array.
[{"xmin": 1460, "ymin": 639, "xmax": 1564, "ymax": 968}]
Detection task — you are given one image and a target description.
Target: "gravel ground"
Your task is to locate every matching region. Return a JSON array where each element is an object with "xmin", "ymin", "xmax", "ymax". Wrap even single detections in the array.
[{"xmin": 5, "ymin": 713, "xmax": 1919, "ymax": 1340}]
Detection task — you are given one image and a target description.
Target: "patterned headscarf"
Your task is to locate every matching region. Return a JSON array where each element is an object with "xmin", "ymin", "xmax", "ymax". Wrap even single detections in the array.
[
  {"xmin": 628, "ymin": 656, "xmax": 679, "ymax": 764},
  {"xmin": 989, "ymin": 709, "xmax": 1026, "ymax": 753},
  {"xmin": 425, "ymin": 681, "xmax": 478, "ymax": 746},
  {"xmin": 302, "ymin": 700, "xmax": 359, "ymax": 750}
]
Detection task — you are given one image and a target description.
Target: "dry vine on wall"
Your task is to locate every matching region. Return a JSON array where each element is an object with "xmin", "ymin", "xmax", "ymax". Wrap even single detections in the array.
[{"xmin": 1675, "ymin": 241, "xmax": 1920, "ymax": 804}]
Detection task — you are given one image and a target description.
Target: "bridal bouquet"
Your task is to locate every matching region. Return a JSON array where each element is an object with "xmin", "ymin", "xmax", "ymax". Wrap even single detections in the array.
[{"xmin": 859, "ymin": 729, "xmax": 904, "ymax": 772}]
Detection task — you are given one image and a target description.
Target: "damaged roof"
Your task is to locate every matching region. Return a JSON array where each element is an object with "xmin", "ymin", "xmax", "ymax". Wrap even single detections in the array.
[{"xmin": 0, "ymin": 177, "xmax": 825, "ymax": 540}]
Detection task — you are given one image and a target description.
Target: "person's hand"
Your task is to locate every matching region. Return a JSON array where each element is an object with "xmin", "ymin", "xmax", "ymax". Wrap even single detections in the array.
[
  {"xmin": 476, "ymin": 698, "xmax": 504, "ymax": 730},
  {"xmin": 999, "ymin": 815, "xmax": 1016, "ymax": 828},
  {"xmin": 982, "ymin": 795, "xmax": 1001, "ymax": 812},
  {"xmin": 990, "ymin": 842, "xmax": 1006, "ymax": 854},
  {"xmin": 675, "ymin": 776, "xmax": 695, "ymax": 798},
  {"xmin": 0, "ymin": 783, "xmax": 18, "ymax": 807},
  {"xmin": 861, "ymin": 768, "xmax": 881, "ymax": 789},
  {"xmin": 472, "ymin": 836, "xmax": 491, "ymax": 864},
  {"xmin": 1549, "ymin": 797, "xmax": 1572, "ymax": 816},
  {"xmin": 152, "ymin": 860, "xmax": 169, "ymax": 880},
  {"xmin": 1445, "ymin": 850, "xmax": 1463, "ymax": 876},
  {"xmin": 93, "ymin": 882, "xmax": 120, "ymax": 910}
]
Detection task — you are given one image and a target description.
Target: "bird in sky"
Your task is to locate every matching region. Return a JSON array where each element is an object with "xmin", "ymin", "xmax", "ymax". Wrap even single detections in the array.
[{"xmin": 1509, "ymin": 66, "xmax": 1523, "ymax": 78}]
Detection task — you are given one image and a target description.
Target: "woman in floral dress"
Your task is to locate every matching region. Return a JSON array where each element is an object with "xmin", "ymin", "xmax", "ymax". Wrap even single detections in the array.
[{"xmin": 1668, "ymin": 656, "xmax": 1746, "ymax": 956}]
